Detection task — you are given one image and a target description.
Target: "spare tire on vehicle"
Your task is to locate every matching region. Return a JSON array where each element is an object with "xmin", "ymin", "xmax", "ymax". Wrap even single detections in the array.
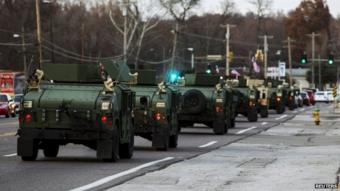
[{"xmin": 182, "ymin": 89, "xmax": 206, "ymax": 114}]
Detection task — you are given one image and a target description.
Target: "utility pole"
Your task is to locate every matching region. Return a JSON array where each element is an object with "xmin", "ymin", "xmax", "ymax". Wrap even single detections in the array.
[
  {"xmin": 283, "ymin": 37, "xmax": 295, "ymax": 86},
  {"xmin": 259, "ymin": 35, "xmax": 273, "ymax": 79},
  {"xmin": 81, "ymin": 23, "xmax": 85, "ymax": 64},
  {"xmin": 307, "ymin": 32, "xmax": 320, "ymax": 88},
  {"xmin": 35, "ymin": 0, "xmax": 43, "ymax": 68},
  {"xmin": 122, "ymin": 0, "xmax": 129, "ymax": 64},
  {"xmin": 318, "ymin": 54, "xmax": 321, "ymax": 90},
  {"xmin": 21, "ymin": 27, "xmax": 27, "ymax": 78},
  {"xmin": 221, "ymin": 24, "xmax": 236, "ymax": 76}
]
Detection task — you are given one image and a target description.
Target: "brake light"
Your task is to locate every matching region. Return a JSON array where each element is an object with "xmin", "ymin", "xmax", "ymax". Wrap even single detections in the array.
[
  {"xmin": 155, "ymin": 112, "xmax": 162, "ymax": 121},
  {"xmin": 25, "ymin": 114, "xmax": 32, "ymax": 122},
  {"xmin": 215, "ymin": 106, "xmax": 223, "ymax": 113},
  {"xmin": 101, "ymin": 116, "xmax": 108, "ymax": 123},
  {"xmin": 276, "ymin": 97, "xmax": 281, "ymax": 102}
]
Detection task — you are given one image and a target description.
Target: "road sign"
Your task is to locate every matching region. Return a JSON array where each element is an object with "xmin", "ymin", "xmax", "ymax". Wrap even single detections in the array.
[
  {"xmin": 267, "ymin": 67, "xmax": 279, "ymax": 78},
  {"xmin": 278, "ymin": 62, "xmax": 286, "ymax": 77}
]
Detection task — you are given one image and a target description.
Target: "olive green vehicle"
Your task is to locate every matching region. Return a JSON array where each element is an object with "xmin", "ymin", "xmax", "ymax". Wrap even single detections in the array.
[
  {"xmin": 268, "ymin": 80, "xmax": 286, "ymax": 114},
  {"xmin": 130, "ymin": 70, "xmax": 180, "ymax": 151},
  {"xmin": 17, "ymin": 61, "xmax": 135, "ymax": 161},
  {"xmin": 176, "ymin": 73, "xmax": 234, "ymax": 135},
  {"xmin": 247, "ymin": 79, "xmax": 269, "ymax": 118},
  {"xmin": 226, "ymin": 78, "xmax": 259, "ymax": 122}
]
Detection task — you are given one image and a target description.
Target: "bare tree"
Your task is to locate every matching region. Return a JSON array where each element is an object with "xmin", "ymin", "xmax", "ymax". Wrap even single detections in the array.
[
  {"xmin": 159, "ymin": 0, "xmax": 200, "ymax": 70},
  {"xmin": 249, "ymin": 0, "xmax": 272, "ymax": 36},
  {"xmin": 221, "ymin": 0, "xmax": 235, "ymax": 16}
]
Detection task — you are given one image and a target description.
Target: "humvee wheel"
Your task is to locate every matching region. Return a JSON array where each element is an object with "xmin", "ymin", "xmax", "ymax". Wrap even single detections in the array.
[
  {"xmin": 276, "ymin": 104, "xmax": 285, "ymax": 114},
  {"xmin": 155, "ymin": 132, "xmax": 170, "ymax": 151},
  {"xmin": 43, "ymin": 143, "xmax": 59, "ymax": 158},
  {"xmin": 5, "ymin": 111, "xmax": 9, "ymax": 118},
  {"xmin": 119, "ymin": 131, "xmax": 134, "ymax": 159},
  {"xmin": 169, "ymin": 133, "xmax": 178, "ymax": 148},
  {"xmin": 20, "ymin": 141, "xmax": 38, "ymax": 161},
  {"xmin": 247, "ymin": 108, "xmax": 258, "ymax": 122},
  {"xmin": 260, "ymin": 107, "xmax": 268, "ymax": 118},
  {"xmin": 212, "ymin": 120, "xmax": 227, "ymax": 135},
  {"xmin": 230, "ymin": 118, "xmax": 236, "ymax": 128}
]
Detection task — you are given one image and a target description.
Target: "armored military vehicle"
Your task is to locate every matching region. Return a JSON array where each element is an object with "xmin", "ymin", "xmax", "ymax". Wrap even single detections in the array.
[
  {"xmin": 247, "ymin": 79, "xmax": 269, "ymax": 118},
  {"xmin": 267, "ymin": 80, "xmax": 286, "ymax": 114},
  {"xmin": 17, "ymin": 61, "xmax": 135, "ymax": 161},
  {"xmin": 226, "ymin": 77, "xmax": 259, "ymax": 122},
  {"xmin": 130, "ymin": 70, "xmax": 180, "ymax": 151},
  {"xmin": 176, "ymin": 73, "xmax": 234, "ymax": 135}
]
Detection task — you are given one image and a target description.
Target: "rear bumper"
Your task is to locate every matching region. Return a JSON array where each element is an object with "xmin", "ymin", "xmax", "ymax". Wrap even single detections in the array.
[
  {"xmin": 179, "ymin": 112, "xmax": 223, "ymax": 123},
  {"xmin": 17, "ymin": 127, "xmax": 115, "ymax": 142}
]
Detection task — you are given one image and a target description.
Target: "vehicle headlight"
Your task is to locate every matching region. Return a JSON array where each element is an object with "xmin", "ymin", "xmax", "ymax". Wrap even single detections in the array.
[
  {"xmin": 101, "ymin": 101, "xmax": 111, "ymax": 111},
  {"xmin": 23, "ymin": 101, "xmax": 33, "ymax": 108}
]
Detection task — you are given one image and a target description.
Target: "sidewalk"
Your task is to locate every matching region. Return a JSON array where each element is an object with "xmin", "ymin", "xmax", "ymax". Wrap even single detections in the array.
[{"xmin": 108, "ymin": 105, "xmax": 340, "ymax": 191}]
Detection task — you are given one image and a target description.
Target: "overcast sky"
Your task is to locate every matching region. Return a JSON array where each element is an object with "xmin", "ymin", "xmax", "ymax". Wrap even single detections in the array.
[{"xmin": 197, "ymin": 0, "xmax": 340, "ymax": 17}]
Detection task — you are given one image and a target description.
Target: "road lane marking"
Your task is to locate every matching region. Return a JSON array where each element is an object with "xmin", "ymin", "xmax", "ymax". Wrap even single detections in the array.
[
  {"xmin": 0, "ymin": 132, "xmax": 16, "ymax": 138},
  {"xmin": 0, "ymin": 121, "xmax": 18, "ymax": 126},
  {"xmin": 70, "ymin": 157, "xmax": 174, "ymax": 191},
  {"xmin": 275, "ymin": 114, "xmax": 287, "ymax": 120},
  {"xmin": 293, "ymin": 111, "xmax": 298, "ymax": 113},
  {"xmin": 236, "ymin": 126, "xmax": 257, "ymax": 135},
  {"xmin": 198, "ymin": 141, "xmax": 218, "ymax": 148},
  {"xmin": 261, "ymin": 122, "xmax": 268, "ymax": 126},
  {"xmin": 299, "ymin": 108, "xmax": 305, "ymax": 112},
  {"xmin": 4, "ymin": 153, "xmax": 17, "ymax": 157}
]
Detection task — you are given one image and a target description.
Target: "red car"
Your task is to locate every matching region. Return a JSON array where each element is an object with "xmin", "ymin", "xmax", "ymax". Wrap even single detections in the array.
[
  {"xmin": 306, "ymin": 90, "xmax": 316, "ymax": 105},
  {"xmin": 0, "ymin": 93, "xmax": 16, "ymax": 118}
]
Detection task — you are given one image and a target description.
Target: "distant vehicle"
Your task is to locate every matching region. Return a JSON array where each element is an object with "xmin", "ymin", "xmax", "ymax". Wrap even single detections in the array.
[
  {"xmin": 0, "ymin": 72, "xmax": 25, "ymax": 96},
  {"xmin": 300, "ymin": 91, "xmax": 310, "ymax": 106},
  {"xmin": 315, "ymin": 91, "xmax": 329, "ymax": 102},
  {"xmin": 0, "ymin": 93, "xmax": 16, "ymax": 118},
  {"xmin": 13, "ymin": 94, "xmax": 24, "ymax": 113},
  {"xmin": 326, "ymin": 91, "xmax": 334, "ymax": 102},
  {"xmin": 306, "ymin": 90, "xmax": 315, "ymax": 105}
]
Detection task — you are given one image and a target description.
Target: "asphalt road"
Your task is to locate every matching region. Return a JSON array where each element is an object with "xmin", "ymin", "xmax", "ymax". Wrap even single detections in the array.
[{"xmin": 0, "ymin": 106, "xmax": 315, "ymax": 191}]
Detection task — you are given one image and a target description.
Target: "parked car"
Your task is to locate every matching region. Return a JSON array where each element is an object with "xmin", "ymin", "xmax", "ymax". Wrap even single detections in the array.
[
  {"xmin": 315, "ymin": 91, "xmax": 329, "ymax": 102},
  {"xmin": 0, "ymin": 93, "xmax": 16, "ymax": 118},
  {"xmin": 306, "ymin": 90, "xmax": 315, "ymax": 105},
  {"xmin": 13, "ymin": 94, "xmax": 24, "ymax": 113},
  {"xmin": 300, "ymin": 91, "xmax": 310, "ymax": 106},
  {"xmin": 326, "ymin": 91, "xmax": 334, "ymax": 102}
]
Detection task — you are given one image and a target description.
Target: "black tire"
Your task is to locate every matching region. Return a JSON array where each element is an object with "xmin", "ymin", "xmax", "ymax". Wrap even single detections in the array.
[
  {"xmin": 155, "ymin": 129, "xmax": 170, "ymax": 151},
  {"xmin": 21, "ymin": 141, "xmax": 38, "ymax": 161},
  {"xmin": 182, "ymin": 89, "xmax": 206, "ymax": 114},
  {"xmin": 11, "ymin": 113, "xmax": 16, "ymax": 118},
  {"xmin": 119, "ymin": 131, "xmax": 134, "ymax": 159},
  {"xmin": 169, "ymin": 133, "xmax": 178, "ymax": 148},
  {"xmin": 247, "ymin": 108, "xmax": 258, "ymax": 122},
  {"xmin": 276, "ymin": 103, "xmax": 285, "ymax": 114},
  {"xmin": 288, "ymin": 103, "xmax": 295, "ymax": 111},
  {"xmin": 212, "ymin": 120, "xmax": 227, "ymax": 135},
  {"xmin": 5, "ymin": 112, "xmax": 9, "ymax": 118},
  {"xmin": 260, "ymin": 107, "xmax": 268, "ymax": 118},
  {"xmin": 230, "ymin": 118, "xmax": 236, "ymax": 128},
  {"xmin": 43, "ymin": 143, "xmax": 59, "ymax": 158}
]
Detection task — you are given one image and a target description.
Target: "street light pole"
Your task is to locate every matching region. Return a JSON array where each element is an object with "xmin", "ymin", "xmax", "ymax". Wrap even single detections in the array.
[
  {"xmin": 187, "ymin": 48, "xmax": 194, "ymax": 71},
  {"xmin": 283, "ymin": 37, "xmax": 295, "ymax": 86},
  {"xmin": 221, "ymin": 24, "xmax": 236, "ymax": 76},
  {"xmin": 35, "ymin": 0, "xmax": 43, "ymax": 68}
]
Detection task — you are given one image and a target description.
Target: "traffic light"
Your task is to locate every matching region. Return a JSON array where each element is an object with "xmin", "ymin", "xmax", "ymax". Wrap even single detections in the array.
[
  {"xmin": 328, "ymin": 54, "xmax": 334, "ymax": 65},
  {"xmin": 300, "ymin": 54, "xmax": 307, "ymax": 64},
  {"xmin": 206, "ymin": 64, "xmax": 212, "ymax": 74}
]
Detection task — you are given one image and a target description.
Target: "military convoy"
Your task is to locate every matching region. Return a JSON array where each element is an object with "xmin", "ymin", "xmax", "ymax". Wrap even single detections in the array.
[
  {"xmin": 129, "ymin": 70, "xmax": 180, "ymax": 150},
  {"xmin": 17, "ymin": 61, "xmax": 135, "ymax": 161},
  {"xmin": 17, "ymin": 58, "xmax": 306, "ymax": 161}
]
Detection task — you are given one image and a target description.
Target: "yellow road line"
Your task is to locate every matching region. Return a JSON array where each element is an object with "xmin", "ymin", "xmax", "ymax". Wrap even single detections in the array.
[{"xmin": 0, "ymin": 132, "xmax": 16, "ymax": 138}]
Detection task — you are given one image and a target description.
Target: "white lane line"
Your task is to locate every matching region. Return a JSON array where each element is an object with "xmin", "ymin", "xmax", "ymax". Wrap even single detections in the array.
[
  {"xmin": 293, "ymin": 111, "xmax": 298, "ymax": 113},
  {"xmin": 299, "ymin": 108, "xmax": 305, "ymax": 112},
  {"xmin": 275, "ymin": 114, "xmax": 288, "ymax": 120},
  {"xmin": 70, "ymin": 157, "xmax": 174, "ymax": 191},
  {"xmin": 236, "ymin": 126, "xmax": 257, "ymax": 135},
  {"xmin": 198, "ymin": 141, "xmax": 218, "ymax": 148},
  {"xmin": 4, "ymin": 153, "xmax": 17, "ymax": 157},
  {"xmin": 261, "ymin": 122, "xmax": 268, "ymax": 126}
]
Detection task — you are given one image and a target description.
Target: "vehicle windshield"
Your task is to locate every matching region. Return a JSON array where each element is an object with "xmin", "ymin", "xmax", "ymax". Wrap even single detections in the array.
[
  {"xmin": 0, "ymin": 94, "xmax": 8, "ymax": 102},
  {"xmin": 300, "ymin": 93, "xmax": 307, "ymax": 97},
  {"xmin": 316, "ymin": 92, "xmax": 324, "ymax": 95},
  {"xmin": 14, "ymin": 95, "xmax": 23, "ymax": 102}
]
